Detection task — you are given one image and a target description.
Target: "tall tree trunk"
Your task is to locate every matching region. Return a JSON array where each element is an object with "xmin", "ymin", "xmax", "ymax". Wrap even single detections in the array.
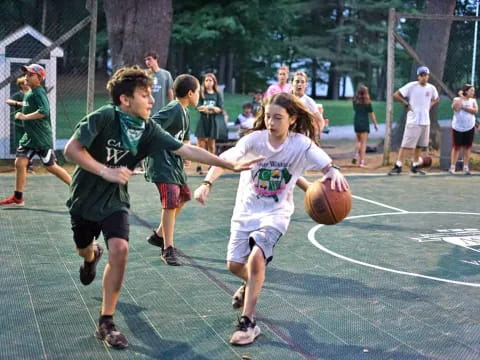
[
  {"xmin": 392, "ymin": 0, "xmax": 456, "ymax": 150},
  {"xmin": 104, "ymin": 0, "xmax": 172, "ymax": 71},
  {"xmin": 328, "ymin": 0, "xmax": 344, "ymax": 100}
]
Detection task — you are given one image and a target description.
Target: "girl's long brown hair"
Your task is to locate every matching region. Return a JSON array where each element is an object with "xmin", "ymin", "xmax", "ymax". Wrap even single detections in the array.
[
  {"xmin": 353, "ymin": 85, "xmax": 371, "ymax": 105},
  {"xmin": 200, "ymin": 73, "xmax": 218, "ymax": 99},
  {"xmin": 250, "ymin": 92, "xmax": 318, "ymax": 144}
]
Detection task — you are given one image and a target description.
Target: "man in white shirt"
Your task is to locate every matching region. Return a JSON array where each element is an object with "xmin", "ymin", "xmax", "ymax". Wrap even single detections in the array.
[{"xmin": 388, "ymin": 66, "xmax": 440, "ymax": 175}]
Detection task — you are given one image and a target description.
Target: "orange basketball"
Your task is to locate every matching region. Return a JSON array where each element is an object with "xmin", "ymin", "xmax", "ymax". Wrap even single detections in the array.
[
  {"xmin": 421, "ymin": 156, "xmax": 432, "ymax": 167},
  {"xmin": 304, "ymin": 179, "xmax": 352, "ymax": 225}
]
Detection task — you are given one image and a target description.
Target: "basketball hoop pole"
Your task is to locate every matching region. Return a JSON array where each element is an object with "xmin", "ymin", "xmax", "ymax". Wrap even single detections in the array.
[{"xmin": 471, "ymin": 0, "xmax": 479, "ymax": 85}]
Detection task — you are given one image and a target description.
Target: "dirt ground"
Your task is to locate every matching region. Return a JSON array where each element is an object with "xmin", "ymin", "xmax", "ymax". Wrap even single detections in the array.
[{"xmin": 1, "ymin": 139, "xmax": 479, "ymax": 176}]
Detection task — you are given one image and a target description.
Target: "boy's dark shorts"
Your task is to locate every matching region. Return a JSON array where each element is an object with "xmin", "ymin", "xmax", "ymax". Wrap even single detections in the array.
[
  {"xmin": 16, "ymin": 146, "xmax": 56, "ymax": 166},
  {"xmin": 70, "ymin": 211, "xmax": 129, "ymax": 249},
  {"xmin": 155, "ymin": 183, "xmax": 191, "ymax": 209}
]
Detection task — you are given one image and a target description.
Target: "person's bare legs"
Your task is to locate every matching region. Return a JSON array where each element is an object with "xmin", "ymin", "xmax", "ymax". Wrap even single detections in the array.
[
  {"xmin": 359, "ymin": 132, "xmax": 368, "ymax": 163},
  {"xmin": 45, "ymin": 163, "xmax": 71, "ymax": 185},
  {"xmin": 101, "ymin": 237, "xmax": 129, "ymax": 316},
  {"xmin": 241, "ymin": 247, "xmax": 266, "ymax": 321},
  {"xmin": 463, "ymin": 147, "xmax": 471, "ymax": 167},
  {"xmin": 156, "ymin": 202, "xmax": 186, "ymax": 248},
  {"xmin": 450, "ymin": 147, "xmax": 460, "ymax": 169},
  {"xmin": 77, "ymin": 242, "xmax": 95, "ymax": 263},
  {"xmin": 15, "ymin": 157, "xmax": 29, "ymax": 192},
  {"xmin": 207, "ymin": 138, "xmax": 216, "ymax": 155},
  {"xmin": 413, "ymin": 147, "xmax": 423, "ymax": 164}
]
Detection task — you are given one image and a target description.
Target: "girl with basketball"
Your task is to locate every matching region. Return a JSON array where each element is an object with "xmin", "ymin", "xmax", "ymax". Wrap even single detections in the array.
[
  {"xmin": 351, "ymin": 85, "xmax": 378, "ymax": 167},
  {"xmin": 449, "ymin": 84, "xmax": 479, "ymax": 175},
  {"xmin": 194, "ymin": 93, "xmax": 349, "ymax": 346},
  {"xmin": 195, "ymin": 73, "xmax": 225, "ymax": 174}
]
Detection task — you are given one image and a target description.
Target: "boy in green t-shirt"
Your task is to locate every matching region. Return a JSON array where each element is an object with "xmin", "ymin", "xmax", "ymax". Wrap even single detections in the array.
[
  {"xmin": 0, "ymin": 64, "xmax": 71, "ymax": 207},
  {"xmin": 64, "ymin": 66, "xmax": 262, "ymax": 349},
  {"xmin": 145, "ymin": 74, "xmax": 198, "ymax": 265}
]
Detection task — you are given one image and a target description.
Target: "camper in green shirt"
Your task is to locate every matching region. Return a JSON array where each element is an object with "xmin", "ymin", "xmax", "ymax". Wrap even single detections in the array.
[
  {"xmin": 145, "ymin": 74, "xmax": 198, "ymax": 266},
  {"xmin": 63, "ymin": 66, "xmax": 262, "ymax": 350},
  {"xmin": 0, "ymin": 64, "xmax": 71, "ymax": 207}
]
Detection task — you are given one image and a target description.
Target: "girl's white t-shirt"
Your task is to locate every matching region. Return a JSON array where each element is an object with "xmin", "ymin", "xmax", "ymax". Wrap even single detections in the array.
[
  {"xmin": 300, "ymin": 94, "xmax": 320, "ymax": 115},
  {"xmin": 221, "ymin": 130, "xmax": 331, "ymax": 234},
  {"xmin": 452, "ymin": 97, "xmax": 477, "ymax": 132}
]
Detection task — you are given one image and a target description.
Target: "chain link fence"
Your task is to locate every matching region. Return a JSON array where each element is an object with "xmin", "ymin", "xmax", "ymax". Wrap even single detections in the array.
[{"xmin": 0, "ymin": 8, "xmax": 97, "ymax": 159}]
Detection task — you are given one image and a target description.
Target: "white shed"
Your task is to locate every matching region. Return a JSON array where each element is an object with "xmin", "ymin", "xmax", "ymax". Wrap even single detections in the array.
[{"xmin": 0, "ymin": 25, "xmax": 63, "ymax": 159}]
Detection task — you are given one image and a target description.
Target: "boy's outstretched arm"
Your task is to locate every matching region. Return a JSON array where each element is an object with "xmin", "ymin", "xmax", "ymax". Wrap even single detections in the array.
[
  {"xmin": 64, "ymin": 138, "xmax": 132, "ymax": 185},
  {"xmin": 174, "ymin": 144, "xmax": 263, "ymax": 172}
]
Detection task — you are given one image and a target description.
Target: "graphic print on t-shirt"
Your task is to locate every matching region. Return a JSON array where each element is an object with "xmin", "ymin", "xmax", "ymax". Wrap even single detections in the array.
[{"xmin": 253, "ymin": 163, "xmax": 292, "ymax": 202}]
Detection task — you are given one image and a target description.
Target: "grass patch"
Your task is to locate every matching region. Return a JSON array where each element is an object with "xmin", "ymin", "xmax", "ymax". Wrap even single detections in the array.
[{"xmin": 55, "ymin": 93, "xmax": 454, "ymax": 139}]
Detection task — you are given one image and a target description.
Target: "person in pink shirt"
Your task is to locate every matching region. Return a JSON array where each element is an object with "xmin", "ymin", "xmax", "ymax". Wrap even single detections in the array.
[{"xmin": 263, "ymin": 65, "xmax": 292, "ymax": 99}]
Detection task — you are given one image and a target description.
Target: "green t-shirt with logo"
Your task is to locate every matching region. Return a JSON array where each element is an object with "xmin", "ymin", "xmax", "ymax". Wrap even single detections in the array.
[
  {"xmin": 66, "ymin": 104, "xmax": 183, "ymax": 221},
  {"xmin": 145, "ymin": 100, "xmax": 190, "ymax": 185},
  {"xmin": 151, "ymin": 69, "xmax": 173, "ymax": 114},
  {"xmin": 19, "ymin": 86, "xmax": 53, "ymax": 149}
]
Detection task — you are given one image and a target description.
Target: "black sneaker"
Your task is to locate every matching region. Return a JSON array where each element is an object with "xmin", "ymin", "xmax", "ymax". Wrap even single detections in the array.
[
  {"xmin": 388, "ymin": 164, "xmax": 402, "ymax": 175},
  {"xmin": 232, "ymin": 282, "xmax": 246, "ymax": 309},
  {"xmin": 411, "ymin": 165, "xmax": 426, "ymax": 175},
  {"xmin": 147, "ymin": 231, "xmax": 164, "ymax": 248},
  {"xmin": 95, "ymin": 319, "xmax": 128, "ymax": 349},
  {"xmin": 230, "ymin": 316, "xmax": 261, "ymax": 345},
  {"xmin": 79, "ymin": 243, "xmax": 103, "ymax": 285},
  {"xmin": 161, "ymin": 246, "xmax": 181, "ymax": 266}
]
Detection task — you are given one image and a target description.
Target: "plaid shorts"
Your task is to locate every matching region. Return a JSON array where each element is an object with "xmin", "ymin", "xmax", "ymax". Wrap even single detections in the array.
[{"xmin": 156, "ymin": 183, "xmax": 191, "ymax": 209}]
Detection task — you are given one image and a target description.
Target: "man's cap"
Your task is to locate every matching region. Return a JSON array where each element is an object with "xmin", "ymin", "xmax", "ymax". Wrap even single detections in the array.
[
  {"xmin": 417, "ymin": 66, "xmax": 430, "ymax": 75},
  {"xmin": 22, "ymin": 64, "xmax": 46, "ymax": 80}
]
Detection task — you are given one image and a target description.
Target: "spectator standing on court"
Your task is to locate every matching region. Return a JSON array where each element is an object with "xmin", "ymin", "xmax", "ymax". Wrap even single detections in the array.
[
  {"xmin": 449, "ymin": 84, "xmax": 479, "ymax": 175},
  {"xmin": 64, "ymin": 66, "xmax": 262, "ymax": 349},
  {"xmin": 291, "ymin": 71, "xmax": 325, "ymax": 136},
  {"xmin": 145, "ymin": 74, "xmax": 200, "ymax": 266},
  {"xmin": 195, "ymin": 73, "xmax": 225, "ymax": 173},
  {"xmin": 0, "ymin": 64, "xmax": 71, "ymax": 207},
  {"xmin": 388, "ymin": 66, "xmax": 439, "ymax": 175},
  {"xmin": 351, "ymin": 85, "xmax": 378, "ymax": 167},
  {"xmin": 6, "ymin": 76, "xmax": 30, "ymax": 148},
  {"xmin": 144, "ymin": 51, "xmax": 174, "ymax": 113},
  {"xmin": 194, "ymin": 93, "xmax": 348, "ymax": 346},
  {"xmin": 263, "ymin": 65, "xmax": 292, "ymax": 99}
]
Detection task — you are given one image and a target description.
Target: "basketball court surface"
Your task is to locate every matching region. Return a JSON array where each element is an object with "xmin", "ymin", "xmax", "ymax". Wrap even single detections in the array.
[{"xmin": 1, "ymin": 172, "xmax": 480, "ymax": 359}]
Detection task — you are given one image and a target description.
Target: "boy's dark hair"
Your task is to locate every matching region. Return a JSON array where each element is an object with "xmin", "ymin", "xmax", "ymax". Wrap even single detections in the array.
[
  {"xmin": 144, "ymin": 51, "xmax": 159, "ymax": 60},
  {"xmin": 174, "ymin": 74, "xmax": 199, "ymax": 98},
  {"xmin": 106, "ymin": 66, "xmax": 153, "ymax": 105},
  {"xmin": 242, "ymin": 102, "xmax": 253, "ymax": 109}
]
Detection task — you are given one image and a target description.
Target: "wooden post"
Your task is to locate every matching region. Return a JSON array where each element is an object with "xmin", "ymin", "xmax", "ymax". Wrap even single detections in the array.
[
  {"xmin": 383, "ymin": 8, "xmax": 396, "ymax": 166},
  {"xmin": 86, "ymin": 0, "xmax": 97, "ymax": 114}
]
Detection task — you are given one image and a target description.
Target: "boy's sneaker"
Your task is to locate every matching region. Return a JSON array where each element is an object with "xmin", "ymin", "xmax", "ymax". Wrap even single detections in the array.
[
  {"xmin": 79, "ymin": 243, "xmax": 103, "ymax": 285},
  {"xmin": 464, "ymin": 166, "xmax": 471, "ymax": 175},
  {"xmin": 448, "ymin": 165, "xmax": 456, "ymax": 174},
  {"xmin": 95, "ymin": 319, "xmax": 128, "ymax": 349},
  {"xmin": 232, "ymin": 282, "xmax": 246, "ymax": 309},
  {"xmin": 0, "ymin": 194, "xmax": 24, "ymax": 207},
  {"xmin": 230, "ymin": 316, "xmax": 261, "ymax": 346},
  {"xmin": 410, "ymin": 165, "xmax": 426, "ymax": 175},
  {"xmin": 388, "ymin": 164, "xmax": 402, "ymax": 175},
  {"xmin": 161, "ymin": 246, "xmax": 181, "ymax": 266},
  {"xmin": 147, "ymin": 231, "xmax": 164, "ymax": 248}
]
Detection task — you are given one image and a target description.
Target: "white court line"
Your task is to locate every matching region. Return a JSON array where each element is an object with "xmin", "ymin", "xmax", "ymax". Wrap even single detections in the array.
[
  {"xmin": 352, "ymin": 195, "xmax": 408, "ymax": 213},
  {"xmin": 308, "ymin": 211, "xmax": 480, "ymax": 288}
]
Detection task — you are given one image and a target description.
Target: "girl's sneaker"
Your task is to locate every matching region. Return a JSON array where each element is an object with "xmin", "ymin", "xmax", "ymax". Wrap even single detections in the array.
[
  {"xmin": 230, "ymin": 316, "xmax": 261, "ymax": 345},
  {"xmin": 359, "ymin": 160, "xmax": 366, "ymax": 167},
  {"xmin": 448, "ymin": 165, "xmax": 456, "ymax": 174},
  {"xmin": 464, "ymin": 166, "xmax": 471, "ymax": 175}
]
